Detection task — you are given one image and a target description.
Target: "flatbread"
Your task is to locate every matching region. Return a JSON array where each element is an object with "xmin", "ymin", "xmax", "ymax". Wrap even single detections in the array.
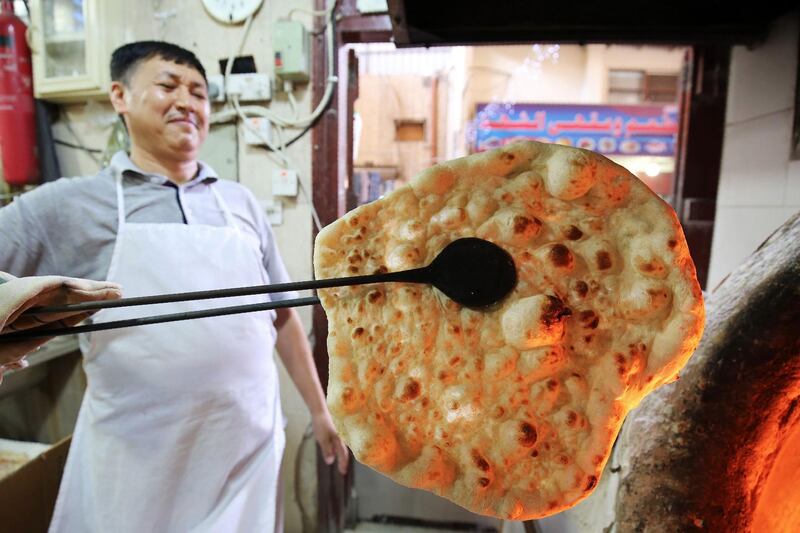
[{"xmin": 313, "ymin": 141, "xmax": 704, "ymax": 519}]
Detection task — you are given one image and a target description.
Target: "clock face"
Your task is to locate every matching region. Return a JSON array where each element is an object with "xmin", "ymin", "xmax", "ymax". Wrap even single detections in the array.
[{"xmin": 202, "ymin": 0, "xmax": 264, "ymax": 24}]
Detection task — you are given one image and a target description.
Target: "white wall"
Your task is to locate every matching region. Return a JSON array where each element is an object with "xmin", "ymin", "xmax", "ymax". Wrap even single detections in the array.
[
  {"xmin": 592, "ymin": 44, "xmax": 685, "ymax": 101},
  {"xmin": 464, "ymin": 45, "xmax": 586, "ymax": 115},
  {"xmin": 459, "ymin": 44, "xmax": 685, "ymax": 154},
  {"xmin": 707, "ymin": 12, "xmax": 800, "ymax": 289},
  {"xmin": 464, "ymin": 44, "xmax": 684, "ymax": 109},
  {"xmin": 44, "ymin": 1, "xmax": 320, "ymax": 530}
]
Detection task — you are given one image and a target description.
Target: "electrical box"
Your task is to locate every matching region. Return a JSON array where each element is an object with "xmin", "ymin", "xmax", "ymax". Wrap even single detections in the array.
[
  {"xmin": 226, "ymin": 73, "xmax": 271, "ymax": 102},
  {"xmin": 272, "ymin": 169, "xmax": 298, "ymax": 197},
  {"xmin": 272, "ymin": 20, "xmax": 310, "ymax": 82},
  {"xmin": 261, "ymin": 199, "xmax": 283, "ymax": 226},
  {"xmin": 356, "ymin": 0, "xmax": 388, "ymax": 14},
  {"xmin": 208, "ymin": 73, "xmax": 270, "ymax": 103},
  {"xmin": 243, "ymin": 117, "xmax": 272, "ymax": 145},
  {"xmin": 207, "ymin": 74, "xmax": 226, "ymax": 102}
]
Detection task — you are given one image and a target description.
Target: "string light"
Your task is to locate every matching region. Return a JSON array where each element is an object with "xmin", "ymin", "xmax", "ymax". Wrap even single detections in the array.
[
  {"xmin": 645, "ymin": 163, "xmax": 661, "ymax": 177},
  {"xmin": 468, "ymin": 44, "xmax": 560, "ymax": 148},
  {"xmin": 518, "ymin": 44, "xmax": 561, "ymax": 79}
]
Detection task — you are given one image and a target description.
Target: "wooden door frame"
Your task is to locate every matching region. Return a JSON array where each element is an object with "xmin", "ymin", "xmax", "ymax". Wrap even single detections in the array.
[
  {"xmin": 674, "ymin": 45, "xmax": 730, "ymax": 289},
  {"xmin": 311, "ymin": 2, "xmax": 392, "ymax": 531}
]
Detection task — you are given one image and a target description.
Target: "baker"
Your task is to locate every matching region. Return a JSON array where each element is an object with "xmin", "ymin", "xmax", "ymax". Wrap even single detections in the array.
[{"xmin": 0, "ymin": 41, "xmax": 347, "ymax": 532}]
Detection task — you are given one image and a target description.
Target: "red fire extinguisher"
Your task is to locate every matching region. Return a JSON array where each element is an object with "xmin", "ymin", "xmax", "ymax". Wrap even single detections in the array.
[{"xmin": 0, "ymin": 0, "xmax": 39, "ymax": 186}]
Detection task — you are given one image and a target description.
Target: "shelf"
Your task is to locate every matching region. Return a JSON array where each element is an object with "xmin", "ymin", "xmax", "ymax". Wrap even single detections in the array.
[{"xmin": 44, "ymin": 32, "xmax": 85, "ymax": 45}]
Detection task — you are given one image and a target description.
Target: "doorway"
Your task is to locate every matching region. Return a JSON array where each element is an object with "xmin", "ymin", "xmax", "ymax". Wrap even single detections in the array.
[
  {"xmin": 348, "ymin": 43, "xmax": 687, "ymax": 211},
  {"xmin": 310, "ymin": 4, "xmax": 733, "ymax": 531},
  {"xmin": 341, "ymin": 40, "xmax": 690, "ymax": 532}
]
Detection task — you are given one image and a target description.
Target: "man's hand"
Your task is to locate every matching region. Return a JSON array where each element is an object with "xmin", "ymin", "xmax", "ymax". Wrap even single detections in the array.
[
  {"xmin": 311, "ymin": 410, "xmax": 349, "ymax": 475},
  {"xmin": 0, "ymin": 273, "xmax": 122, "ymax": 376},
  {"xmin": 275, "ymin": 308, "xmax": 351, "ymax": 475}
]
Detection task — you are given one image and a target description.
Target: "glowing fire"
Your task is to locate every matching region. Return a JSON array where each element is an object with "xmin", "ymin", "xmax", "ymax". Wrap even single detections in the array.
[{"xmin": 752, "ymin": 407, "xmax": 800, "ymax": 532}]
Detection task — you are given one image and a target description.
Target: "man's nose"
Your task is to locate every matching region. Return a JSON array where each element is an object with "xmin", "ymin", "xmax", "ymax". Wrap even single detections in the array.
[{"xmin": 174, "ymin": 87, "xmax": 194, "ymax": 112}]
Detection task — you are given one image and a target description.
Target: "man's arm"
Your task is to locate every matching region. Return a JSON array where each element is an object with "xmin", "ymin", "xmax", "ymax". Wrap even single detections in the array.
[
  {"xmin": 274, "ymin": 307, "xmax": 349, "ymax": 475},
  {"xmin": 0, "ymin": 177, "xmax": 117, "ymax": 282},
  {"xmin": 236, "ymin": 184, "xmax": 348, "ymax": 470},
  {"xmin": 0, "ymin": 193, "xmax": 50, "ymax": 277}
]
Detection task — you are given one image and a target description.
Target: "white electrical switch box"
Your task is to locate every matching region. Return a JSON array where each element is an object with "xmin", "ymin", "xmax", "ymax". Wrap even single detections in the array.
[
  {"xmin": 272, "ymin": 168, "xmax": 298, "ymax": 197},
  {"xmin": 273, "ymin": 20, "xmax": 310, "ymax": 82},
  {"xmin": 243, "ymin": 117, "xmax": 272, "ymax": 145},
  {"xmin": 207, "ymin": 74, "xmax": 225, "ymax": 102},
  {"xmin": 262, "ymin": 199, "xmax": 283, "ymax": 226},
  {"xmin": 226, "ymin": 73, "xmax": 272, "ymax": 102},
  {"xmin": 356, "ymin": 0, "xmax": 388, "ymax": 14}
]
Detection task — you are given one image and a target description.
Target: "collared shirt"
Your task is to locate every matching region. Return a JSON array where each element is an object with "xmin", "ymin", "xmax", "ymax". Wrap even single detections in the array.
[{"xmin": 0, "ymin": 152, "xmax": 296, "ymax": 301}]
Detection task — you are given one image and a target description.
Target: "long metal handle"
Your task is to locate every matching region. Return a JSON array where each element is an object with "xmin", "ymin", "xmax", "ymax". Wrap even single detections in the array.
[
  {"xmin": 0, "ymin": 296, "xmax": 321, "ymax": 342},
  {"xmin": 25, "ymin": 267, "xmax": 430, "ymax": 315}
]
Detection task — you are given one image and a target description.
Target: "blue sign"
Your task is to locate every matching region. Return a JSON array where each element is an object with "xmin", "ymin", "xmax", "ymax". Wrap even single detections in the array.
[{"xmin": 471, "ymin": 103, "xmax": 679, "ymax": 156}]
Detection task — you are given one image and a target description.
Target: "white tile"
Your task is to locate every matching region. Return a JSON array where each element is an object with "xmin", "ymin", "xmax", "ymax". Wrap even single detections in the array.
[
  {"xmin": 786, "ymin": 160, "xmax": 800, "ymax": 206},
  {"xmin": 717, "ymin": 110, "xmax": 792, "ymax": 207},
  {"xmin": 726, "ymin": 14, "xmax": 799, "ymax": 125},
  {"xmin": 707, "ymin": 206, "xmax": 799, "ymax": 289}
]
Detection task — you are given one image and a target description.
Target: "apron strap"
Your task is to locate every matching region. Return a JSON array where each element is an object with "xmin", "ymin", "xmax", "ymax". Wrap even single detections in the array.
[
  {"xmin": 209, "ymin": 184, "xmax": 241, "ymax": 232},
  {"xmin": 115, "ymin": 174, "xmax": 126, "ymax": 228}
]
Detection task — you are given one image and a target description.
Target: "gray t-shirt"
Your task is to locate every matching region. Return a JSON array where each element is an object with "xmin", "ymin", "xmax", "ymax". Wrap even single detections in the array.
[{"xmin": 0, "ymin": 151, "xmax": 296, "ymax": 301}]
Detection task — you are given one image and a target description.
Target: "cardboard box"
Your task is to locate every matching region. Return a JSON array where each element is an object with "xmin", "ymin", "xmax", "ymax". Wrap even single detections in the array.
[{"xmin": 0, "ymin": 437, "xmax": 71, "ymax": 532}]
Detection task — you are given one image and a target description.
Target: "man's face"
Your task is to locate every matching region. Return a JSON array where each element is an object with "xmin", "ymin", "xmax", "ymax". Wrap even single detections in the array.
[{"xmin": 111, "ymin": 56, "xmax": 210, "ymax": 162}]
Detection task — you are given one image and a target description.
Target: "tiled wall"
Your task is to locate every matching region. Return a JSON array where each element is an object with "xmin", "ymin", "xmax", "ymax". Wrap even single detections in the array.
[{"xmin": 707, "ymin": 12, "xmax": 800, "ymax": 289}]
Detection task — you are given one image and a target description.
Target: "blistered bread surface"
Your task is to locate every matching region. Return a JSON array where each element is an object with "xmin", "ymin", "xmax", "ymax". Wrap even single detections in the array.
[{"xmin": 313, "ymin": 141, "xmax": 704, "ymax": 519}]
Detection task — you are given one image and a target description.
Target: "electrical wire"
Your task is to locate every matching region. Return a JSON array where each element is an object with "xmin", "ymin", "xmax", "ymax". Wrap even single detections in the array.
[
  {"xmin": 213, "ymin": 2, "xmax": 337, "ymax": 233},
  {"xmin": 61, "ymin": 118, "xmax": 102, "ymax": 167},
  {"xmin": 286, "ymin": 2, "xmax": 338, "ymax": 37},
  {"xmin": 232, "ymin": 96, "xmax": 284, "ymax": 165},
  {"xmin": 233, "ymin": 95, "xmax": 324, "ymax": 232},
  {"xmin": 294, "ymin": 422, "xmax": 315, "ymax": 533},
  {"xmin": 224, "ymin": 13, "xmax": 256, "ymax": 91},
  {"xmin": 211, "ymin": 1, "xmax": 338, "ymax": 131},
  {"xmin": 288, "ymin": 5, "xmax": 335, "ymax": 20},
  {"xmin": 210, "ymin": 116, "xmax": 315, "ymax": 154},
  {"xmin": 53, "ymin": 139, "xmax": 104, "ymax": 154},
  {"xmin": 285, "ymin": 81, "xmax": 300, "ymax": 122},
  {"xmin": 210, "ymin": 109, "xmax": 320, "ymax": 153},
  {"xmin": 276, "ymin": 127, "xmax": 323, "ymax": 233},
  {"xmin": 271, "ymin": 122, "xmax": 323, "ymax": 232}
]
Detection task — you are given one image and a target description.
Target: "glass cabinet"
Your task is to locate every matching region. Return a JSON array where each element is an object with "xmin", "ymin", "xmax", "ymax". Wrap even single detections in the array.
[{"xmin": 29, "ymin": 0, "xmax": 123, "ymax": 101}]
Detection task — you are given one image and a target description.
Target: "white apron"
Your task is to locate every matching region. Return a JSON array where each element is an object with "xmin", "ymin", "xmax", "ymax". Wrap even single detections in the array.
[{"xmin": 49, "ymin": 175, "xmax": 285, "ymax": 532}]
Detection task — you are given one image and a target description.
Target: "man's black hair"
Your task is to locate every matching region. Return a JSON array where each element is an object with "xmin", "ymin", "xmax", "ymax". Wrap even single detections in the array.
[{"xmin": 110, "ymin": 41, "xmax": 207, "ymax": 85}]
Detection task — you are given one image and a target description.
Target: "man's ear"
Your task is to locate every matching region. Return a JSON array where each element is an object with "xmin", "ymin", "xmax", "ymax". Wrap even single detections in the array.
[{"xmin": 109, "ymin": 81, "xmax": 129, "ymax": 114}]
